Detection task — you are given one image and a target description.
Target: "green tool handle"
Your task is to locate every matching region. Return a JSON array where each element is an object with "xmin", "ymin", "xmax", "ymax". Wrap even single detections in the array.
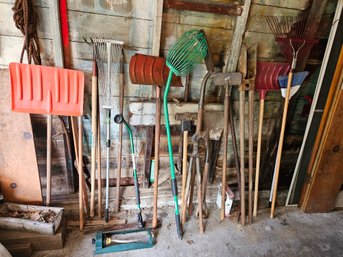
[
  {"xmin": 163, "ymin": 71, "xmax": 182, "ymax": 239},
  {"xmin": 123, "ymin": 121, "xmax": 140, "ymax": 207},
  {"xmin": 122, "ymin": 119, "xmax": 144, "ymax": 228}
]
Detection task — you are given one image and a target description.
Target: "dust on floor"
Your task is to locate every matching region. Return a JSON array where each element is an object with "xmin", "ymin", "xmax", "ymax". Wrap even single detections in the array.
[{"xmin": 32, "ymin": 206, "xmax": 343, "ymax": 257}]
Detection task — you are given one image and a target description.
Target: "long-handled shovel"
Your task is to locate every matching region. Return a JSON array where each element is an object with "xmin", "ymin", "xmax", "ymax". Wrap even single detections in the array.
[
  {"xmin": 10, "ymin": 62, "xmax": 85, "ymax": 227},
  {"xmin": 129, "ymin": 53, "xmax": 182, "ymax": 229},
  {"xmin": 253, "ymin": 62, "xmax": 290, "ymax": 217}
]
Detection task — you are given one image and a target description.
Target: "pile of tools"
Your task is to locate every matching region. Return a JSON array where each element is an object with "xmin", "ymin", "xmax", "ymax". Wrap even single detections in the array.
[{"xmin": 7, "ymin": 12, "xmax": 316, "ymax": 254}]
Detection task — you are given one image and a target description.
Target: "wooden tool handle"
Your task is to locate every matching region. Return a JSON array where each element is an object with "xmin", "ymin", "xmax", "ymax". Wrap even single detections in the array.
[
  {"xmin": 221, "ymin": 87, "xmax": 230, "ymax": 221},
  {"xmin": 46, "ymin": 114, "xmax": 52, "ymax": 206},
  {"xmin": 115, "ymin": 59, "xmax": 124, "ymax": 213},
  {"xmin": 97, "ymin": 113, "xmax": 102, "ymax": 220},
  {"xmin": 152, "ymin": 86, "xmax": 161, "ymax": 229},
  {"xmin": 239, "ymin": 89, "xmax": 246, "ymax": 226},
  {"xmin": 71, "ymin": 117, "xmax": 89, "ymax": 214},
  {"xmin": 253, "ymin": 98, "xmax": 264, "ymax": 217},
  {"xmin": 181, "ymin": 130, "xmax": 189, "ymax": 225},
  {"xmin": 270, "ymin": 71, "xmax": 293, "ymax": 218},
  {"xmin": 248, "ymin": 89, "xmax": 254, "ymax": 224},
  {"xmin": 78, "ymin": 116, "xmax": 84, "ymax": 231},
  {"xmin": 196, "ymin": 158, "xmax": 204, "ymax": 233},
  {"xmin": 90, "ymin": 75, "xmax": 97, "ymax": 217}
]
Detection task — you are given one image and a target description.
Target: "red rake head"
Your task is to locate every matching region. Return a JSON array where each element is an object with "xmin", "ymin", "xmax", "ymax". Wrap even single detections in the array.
[
  {"xmin": 275, "ymin": 38, "xmax": 319, "ymax": 63},
  {"xmin": 10, "ymin": 63, "xmax": 84, "ymax": 116},
  {"xmin": 255, "ymin": 62, "xmax": 290, "ymax": 99}
]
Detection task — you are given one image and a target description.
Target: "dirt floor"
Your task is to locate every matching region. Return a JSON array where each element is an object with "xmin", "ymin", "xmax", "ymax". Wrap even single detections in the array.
[{"xmin": 32, "ymin": 206, "xmax": 343, "ymax": 257}]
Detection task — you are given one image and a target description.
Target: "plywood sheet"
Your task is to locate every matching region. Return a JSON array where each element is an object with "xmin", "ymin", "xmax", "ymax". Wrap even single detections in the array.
[{"xmin": 0, "ymin": 69, "xmax": 42, "ymax": 204}]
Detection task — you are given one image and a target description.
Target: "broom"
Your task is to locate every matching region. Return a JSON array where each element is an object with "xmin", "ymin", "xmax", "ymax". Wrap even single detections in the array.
[{"xmin": 268, "ymin": 71, "xmax": 309, "ymax": 209}]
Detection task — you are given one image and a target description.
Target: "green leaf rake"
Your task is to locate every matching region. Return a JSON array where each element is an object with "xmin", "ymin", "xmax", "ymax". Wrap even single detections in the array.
[{"xmin": 164, "ymin": 30, "xmax": 208, "ymax": 239}]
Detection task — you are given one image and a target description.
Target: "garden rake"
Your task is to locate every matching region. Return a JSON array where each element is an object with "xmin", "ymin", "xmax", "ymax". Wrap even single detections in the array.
[
  {"xmin": 94, "ymin": 38, "xmax": 124, "ymax": 223},
  {"xmin": 270, "ymin": 39, "xmax": 307, "ymax": 218},
  {"xmin": 164, "ymin": 29, "xmax": 208, "ymax": 239}
]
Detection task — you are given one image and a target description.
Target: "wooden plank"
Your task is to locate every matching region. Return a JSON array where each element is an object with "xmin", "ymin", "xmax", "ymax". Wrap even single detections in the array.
[
  {"xmin": 0, "ymin": 221, "xmax": 66, "ymax": 251},
  {"xmin": 287, "ymin": 2, "xmax": 343, "ymax": 205},
  {"xmin": 143, "ymin": 126, "xmax": 154, "ymax": 186},
  {"xmin": 0, "ymin": 69, "xmax": 43, "ymax": 204},
  {"xmin": 334, "ymin": 190, "xmax": 343, "ymax": 209},
  {"xmin": 163, "ymin": 0, "xmax": 243, "ymax": 16},
  {"xmin": 97, "ymin": 177, "xmax": 134, "ymax": 187},
  {"xmin": 252, "ymin": 0, "xmax": 309, "ymax": 9},
  {"xmin": 0, "ymin": 203, "xmax": 64, "ymax": 235},
  {"xmin": 151, "ymin": 0, "xmax": 164, "ymax": 55},
  {"xmin": 299, "ymin": 48, "xmax": 343, "ymax": 213},
  {"xmin": 0, "ymin": 3, "xmax": 51, "ymax": 38},
  {"xmin": 247, "ymin": 4, "xmax": 302, "ymax": 33},
  {"xmin": 0, "ymin": 243, "xmax": 13, "ymax": 257},
  {"xmin": 49, "ymin": 0, "xmax": 64, "ymax": 67},
  {"xmin": 5, "ymin": 242, "xmax": 32, "ymax": 257},
  {"xmin": 0, "ymin": 36, "xmax": 53, "ymax": 67},
  {"xmin": 67, "ymin": 10, "xmax": 151, "ymax": 49},
  {"xmin": 162, "ymin": 9, "xmax": 236, "ymax": 30},
  {"xmin": 224, "ymin": 0, "xmax": 251, "ymax": 73},
  {"xmin": 65, "ymin": 0, "xmax": 153, "ymax": 20},
  {"xmin": 0, "ymin": 0, "xmax": 48, "ymax": 7}
]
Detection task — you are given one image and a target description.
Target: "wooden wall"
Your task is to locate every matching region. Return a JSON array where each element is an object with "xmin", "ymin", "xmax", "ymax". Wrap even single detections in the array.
[{"xmin": 0, "ymin": 0, "xmax": 337, "ymax": 207}]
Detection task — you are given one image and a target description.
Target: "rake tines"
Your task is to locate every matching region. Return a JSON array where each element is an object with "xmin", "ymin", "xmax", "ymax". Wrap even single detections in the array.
[
  {"xmin": 265, "ymin": 15, "xmax": 318, "ymax": 63},
  {"xmin": 93, "ymin": 39, "xmax": 123, "ymax": 107},
  {"xmin": 264, "ymin": 16, "xmax": 300, "ymax": 38}
]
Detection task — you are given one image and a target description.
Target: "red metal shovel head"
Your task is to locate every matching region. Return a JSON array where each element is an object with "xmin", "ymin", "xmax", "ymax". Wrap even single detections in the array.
[
  {"xmin": 255, "ymin": 61, "xmax": 290, "ymax": 99},
  {"xmin": 129, "ymin": 54, "xmax": 183, "ymax": 87},
  {"xmin": 10, "ymin": 63, "xmax": 84, "ymax": 116}
]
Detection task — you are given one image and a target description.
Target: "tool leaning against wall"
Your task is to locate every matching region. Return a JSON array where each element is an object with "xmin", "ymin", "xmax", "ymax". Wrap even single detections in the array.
[{"xmin": 93, "ymin": 38, "xmax": 124, "ymax": 223}]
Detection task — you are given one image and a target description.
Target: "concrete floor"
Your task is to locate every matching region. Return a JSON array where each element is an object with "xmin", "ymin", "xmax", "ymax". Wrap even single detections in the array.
[{"xmin": 32, "ymin": 207, "xmax": 343, "ymax": 257}]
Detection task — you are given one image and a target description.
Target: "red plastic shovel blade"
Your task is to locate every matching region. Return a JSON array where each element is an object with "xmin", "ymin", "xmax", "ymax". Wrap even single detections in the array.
[
  {"xmin": 255, "ymin": 62, "xmax": 290, "ymax": 99},
  {"xmin": 10, "ymin": 63, "xmax": 84, "ymax": 116}
]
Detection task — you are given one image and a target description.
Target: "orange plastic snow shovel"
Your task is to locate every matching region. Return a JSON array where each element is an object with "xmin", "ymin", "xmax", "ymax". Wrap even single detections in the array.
[
  {"xmin": 9, "ymin": 62, "xmax": 84, "ymax": 116},
  {"xmin": 9, "ymin": 63, "xmax": 85, "ymax": 217}
]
